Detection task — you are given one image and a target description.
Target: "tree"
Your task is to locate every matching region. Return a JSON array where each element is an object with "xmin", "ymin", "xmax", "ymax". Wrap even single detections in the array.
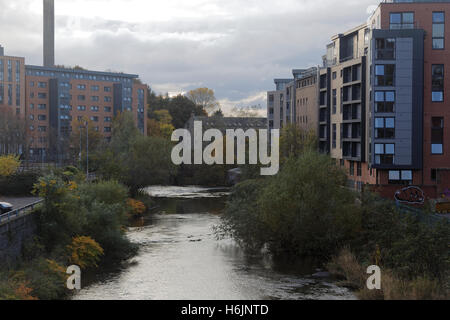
[
  {"xmin": 0, "ymin": 106, "xmax": 27, "ymax": 157},
  {"xmin": 70, "ymin": 117, "xmax": 104, "ymax": 165},
  {"xmin": 93, "ymin": 112, "xmax": 175, "ymax": 195},
  {"xmin": 166, "ymin": 95, "xmax": 207, "ymax": 129},
  {"xmin": 0, "ymin": 155, "xmax": 21, "ymax": 177},
  {"xmin": 280, "ymin": 124, "xmax": 318, "ymax": 163},
  {"xmin": 186, "ymin": 88, "xmax": 220, "ymax": 115}
]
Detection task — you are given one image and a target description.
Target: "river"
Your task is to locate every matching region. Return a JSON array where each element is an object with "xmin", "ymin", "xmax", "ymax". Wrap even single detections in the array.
[{"xmin": 73, "ymin": 186, "xmax": 356, "ymax": 300}]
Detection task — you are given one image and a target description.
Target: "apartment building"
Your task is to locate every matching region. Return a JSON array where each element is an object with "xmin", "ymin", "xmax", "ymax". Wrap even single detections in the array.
[
  {"xmin": 0, "ymin": 46, "xmax": 147, "ymax": 161},
  {"xmin": 25, "ymin": 64, "xmax": 147, "ymax": 161},
  {"xmin": 296, "ymin": 68, "xmax": 319, "ymax": 135},
  {"xmin": 267, "ymin": 0, "xmax": 450, "ymax": 200}
]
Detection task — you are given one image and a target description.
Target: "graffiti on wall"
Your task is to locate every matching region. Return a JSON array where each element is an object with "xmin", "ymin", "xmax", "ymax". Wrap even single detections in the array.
[
  {"xmin": 395, "ymin": 186, "xmax": 425, "ymax": 205},
  {"xmin": 441, "ymin": 189, "xmax": 450, "ymax": 198}
]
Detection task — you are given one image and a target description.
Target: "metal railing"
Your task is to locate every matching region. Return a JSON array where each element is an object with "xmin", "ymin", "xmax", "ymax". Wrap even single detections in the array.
[{"xmin": 0, "ymin": 200, "xmax": 44, "ymax": 226}]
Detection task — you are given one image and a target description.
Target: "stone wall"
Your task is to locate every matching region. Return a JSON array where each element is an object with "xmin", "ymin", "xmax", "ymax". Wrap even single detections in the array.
[{"xmin": 0, "ymin": 214, "xmax": 36, "ymax": 264}]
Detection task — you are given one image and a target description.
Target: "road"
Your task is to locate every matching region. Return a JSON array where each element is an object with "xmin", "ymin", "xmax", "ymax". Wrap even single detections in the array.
[{"xmin": 0, "ymin": 197, "xmax": 41, "ymax": 209}]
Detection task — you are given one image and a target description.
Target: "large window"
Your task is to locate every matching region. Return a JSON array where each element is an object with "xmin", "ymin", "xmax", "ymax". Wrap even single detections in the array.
[
  {"xmin": 0, "ymin": 84, "xmax": 3, "ymax": 104},
  {"xmin": 375, "ymin": 91, "xmax": 395, "ymax": 113},
  {"xmin": 432, "ymin": 65, "xmax": 444, "ymax": 102},
  {"xmin": 376, "ymin": 38, "xmax": 396, "ymax": 60},
  {"xmin": 431, "ymin": 117, "xmax": 444, "ymax": 154},
  {"xmin": 375, "ymin": 65, "xmax": 395, "ymax": 86},
  {"xmin": 389, "ymin": 170, "xmax": 413, "ymax": 185},
  {"xmin": 375, "ymin": 143, "xmax": 395, "ymax": 165},
  {"xmin": 433, "ymin": 12, "xmax": 445, "ymax": 49},
  {"xmin": 332, "ymin": 124, "xmax": 337, "ymax": 149},
  {"xmin": 375, "ymin": 117, "xmax": 395, "ymax": 139},
  {"xmin": 0, "ymin": 59, "xmax": 3, "ymax": 81},
  {"xmin": 332, "ymin": 89, "xmax": 337, "ymax": 114},
  {"xmin": 390, "ymin": 12, "xmax": 414, "ymax": 29}
]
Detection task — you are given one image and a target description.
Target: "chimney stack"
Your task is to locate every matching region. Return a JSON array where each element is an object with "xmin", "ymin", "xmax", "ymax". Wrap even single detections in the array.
[{"xmin": 43, "ymin": 0, "xmax": 55, "ymax": 67}]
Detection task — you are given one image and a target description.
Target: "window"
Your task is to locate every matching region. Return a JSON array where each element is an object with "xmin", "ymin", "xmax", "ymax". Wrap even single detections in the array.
[
  {"xmin": 38, "ymin": 104, "xmax": 46, "ymax": 110},
  {"xmin": 8, "ymin": 84, "xmax": 12, "ymax": 105},
  {"xmin": 431, "ymin": 117, "xmax": 444, "ymax": 154},
  {"xmin": 390, "ymin": 12, "xmax": 414, "ymax": 29},
  {"xmin": 38, "ymin": 92, "xmax": 47, "ymax": 99},
  {"xmin": 77, "ymin": 84, "xmax": 86, "ymax": 90},
  {"xmin": 375, "ymin": 143, "xmax": 395, "ymax": 165},
  {"xmin": 104, "ymin": 96, "xmax": 112, "ymax": 102},
  {"xmin": 91, "ymin": 96, "xmax": 99, "ymax": 102},
  {"xmin": 0, "ymin": 60, "xmax": 3, "ymax": 81},
  {"xmin": 91, "ymin": 85, "xmax": 99, "ymax": 91},
  {"xmin": 349, "ymin": 161, "xmax": 354, "ymax": 176},
  {"xmin": 332, "ymin": 124, "xmax": 337, "ymax": 149},
  {"xmin": 332, "ymin": 72, "xmax": 337, "ymax": 80},
  {"xmin": 375, "ymin": 91, "xmax": 395, "ymax": 113},
  {"xmin": 432, "ymin": 65, "xmax": 444, "ymax": 102},
  {"xmin": 433, "ymin": 12, "xmax": 445, "ymax": 49},
  {"xmin": 90, "ymin": 106, "xmax": 99, "ymax": 112},
  {"xmin": 38, "ymin": 126, "xmax": 47, "ymax": 132},
  {"xmin": 375, "ymin": 65, "xmax": 395, "ymax": 86},
  {"xmin": 376, "ymin": 38, "xmax": 395, "ymax": 60},
  {"xmin": 375, "ymin": 117, "xmax": 395, "ymax": 139},
  {"xmin": 268, "ymin": 95, "xmax": 274, "ymax": 102},
  {"xmin": 7, "ymin": 60, "xmax": 12, "ymax": 82},
  {"xmin": 90, "ymin": 116, "xmax": 99, "ymax": 122},
  {"xmin": 78, "ymin": 95, "xmax": 85, "ymax": 101},
  {"xmin": 38, "ymin": 82, "xmax": 47, "ymax": 88},
  {"xmin": 357, "ymin": 162, "xmax": 362, "ymax": 177},
  {"xmin": 389, "ymin": 170, "xmax": 413, "ymax": 185},
  {"xmin": 104, "ymin": 127, "xmax": 111, "ymax": 133},
  {"xmin": 29, "ymin": 103, "xmax": 34, "ymax": 110},
  {"xmin": 104, "ymin": 86, "xmax": 112, "ymax": 92},
  {"xmin": 104, "ymin": 107, "xmax": 111, "ymax": 112},
  {"xmin": 77, "ymin": 105, "xmax": 86, "ymax": 111},
  {"xmin": 431, "ymin": 169, "xmax": 438, "ymax": 182},
  {"xmin": 332, "ymin": 89, "xmax": 337, "ymax": 114},
  {"xmin": 16, "ymin": 85, "xmax": 20, "ymax": 106},
  {"xmin": 104, "ymin": 117, "xmax": 112, "ymax": 122},
  {"xmin": 38, "ymin": 115, "xmax": 46, "ymax": 121}
]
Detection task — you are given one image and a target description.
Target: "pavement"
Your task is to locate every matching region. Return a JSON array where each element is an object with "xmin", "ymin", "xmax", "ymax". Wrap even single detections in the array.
[{"xmin": 0, "ymin": 197, "xmax": 41, "ymax": 209}]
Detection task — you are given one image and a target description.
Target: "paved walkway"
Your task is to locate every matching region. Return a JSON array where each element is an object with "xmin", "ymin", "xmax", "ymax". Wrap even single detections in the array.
[{"xmin": 0, "ymin": 197, "xmax": 41, "ymax": 209}]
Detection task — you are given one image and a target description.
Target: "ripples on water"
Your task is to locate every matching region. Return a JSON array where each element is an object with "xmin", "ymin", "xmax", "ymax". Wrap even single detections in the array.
[{"xmin": 73, "ymin": 186, "xmax": 356, "ymax": 300}]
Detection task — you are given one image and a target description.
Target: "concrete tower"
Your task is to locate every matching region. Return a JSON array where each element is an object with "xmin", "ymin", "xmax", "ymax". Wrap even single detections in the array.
[{"xmin": 43, "ymin": 0, "xmax": 54, "ymax": 67}]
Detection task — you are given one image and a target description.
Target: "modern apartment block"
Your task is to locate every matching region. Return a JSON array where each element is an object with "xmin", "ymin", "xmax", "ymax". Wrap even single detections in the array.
[
  {"xmin": 0, "ymin": 47, "xmax": 148, "ymax": 161},
  {"xmin": 0, "ymin": 1, "xmax": 148, "ymax": 162},
  {"xmin": 267, "ymin": 0, "xmax": 450, "ymax": 200},
  {"xmin": 267, "ymin": 68, "xmax": 319, "ymax": 134},
  {"xmin": 25, "ymin": 64, "xmax": 147, "ymax": 161}
]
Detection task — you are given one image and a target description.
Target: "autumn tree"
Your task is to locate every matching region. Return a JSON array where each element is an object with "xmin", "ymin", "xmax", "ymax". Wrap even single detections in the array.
[
  {"xmin": 186, "ymin": 88, "xmax": 220, "ymax": 115},
  {"xmin": 70, "ymin": 117, "xmax": 104, "ymax": 164},
  {"xmin": 0, "ymin": 106, "xmax": 27, "ymax": 157},
  {"xmin": 0, "ymin": 155, "xmax": 21, "ymax": 177}
]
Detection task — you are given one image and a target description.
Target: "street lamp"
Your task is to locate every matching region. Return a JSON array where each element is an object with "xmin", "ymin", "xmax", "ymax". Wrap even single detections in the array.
[{"xmin": 79, "ymin": 121, "xmax": 89, "ymax": 181}]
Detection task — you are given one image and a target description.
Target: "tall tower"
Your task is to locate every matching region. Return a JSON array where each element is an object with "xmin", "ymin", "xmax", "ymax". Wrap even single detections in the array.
[{"xmin": 43, "ymin": 0, "xmax": 54, "ymax": 67}]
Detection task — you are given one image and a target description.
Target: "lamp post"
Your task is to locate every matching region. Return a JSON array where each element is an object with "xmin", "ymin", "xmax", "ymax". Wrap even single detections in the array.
[{"xmin": 85, "ymin": 121, "xmax": 89, "ymax": 181}]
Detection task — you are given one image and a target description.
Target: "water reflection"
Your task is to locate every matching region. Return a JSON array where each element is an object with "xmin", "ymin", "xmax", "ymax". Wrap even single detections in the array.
[{"xmin": 73, "ymin": 186, "xmax": 356, "ymax": 300}]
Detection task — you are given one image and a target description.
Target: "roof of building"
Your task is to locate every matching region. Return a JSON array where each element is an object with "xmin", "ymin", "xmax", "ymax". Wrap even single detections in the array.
[
  {"xmin": 25, "ymin": 64, "xmax": 138, "ymax": 79},
  {"xmin": 187, "ymin": 116, "xmax": 267, "ymax": 131}
]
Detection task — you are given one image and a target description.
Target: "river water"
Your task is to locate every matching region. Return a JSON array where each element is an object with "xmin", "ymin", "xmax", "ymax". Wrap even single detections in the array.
[{"xmin": 73, "ymin": 186, "xmax": 356, "ymax": 300}]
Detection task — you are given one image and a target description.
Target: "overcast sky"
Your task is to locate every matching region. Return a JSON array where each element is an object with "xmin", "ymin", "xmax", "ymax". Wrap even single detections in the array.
[{"xmin": 0, "ymin": 0, "xmax": 378, "ymax": 115}]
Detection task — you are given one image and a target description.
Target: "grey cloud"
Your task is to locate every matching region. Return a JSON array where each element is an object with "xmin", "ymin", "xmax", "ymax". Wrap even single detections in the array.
[{"xmin": 0, "ymin": 0, "xmax": 378, "ymax": 109}]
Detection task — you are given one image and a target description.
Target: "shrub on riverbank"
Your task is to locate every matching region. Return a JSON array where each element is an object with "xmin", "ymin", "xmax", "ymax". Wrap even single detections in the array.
[
  {"xmin": 218, "ymin": 152, "xmax": 361, "ymax": 259},
  {"xmin": 219, "ymin": 151, "xmax": 450, "ymax": 300},
  {"xmin": 0, "ymin": 175, "xmax": 139, "ymax": 300},
  {"xmin": 328, "ymin": 249, "xmax": 449, "ymax": 300}
]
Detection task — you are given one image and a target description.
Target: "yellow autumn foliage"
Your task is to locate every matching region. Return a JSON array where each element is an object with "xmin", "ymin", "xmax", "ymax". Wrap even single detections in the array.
[
  {"xmin": 67, "ymin": 236, "xmax": 104, "ymax": 269},
  {"xmin": 0, "ymin": 155, "xmax": 20, "ymax": 177},
  {"xmin": 127, "ymin": 198, "xmax": 146, "ymax": 216}
]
